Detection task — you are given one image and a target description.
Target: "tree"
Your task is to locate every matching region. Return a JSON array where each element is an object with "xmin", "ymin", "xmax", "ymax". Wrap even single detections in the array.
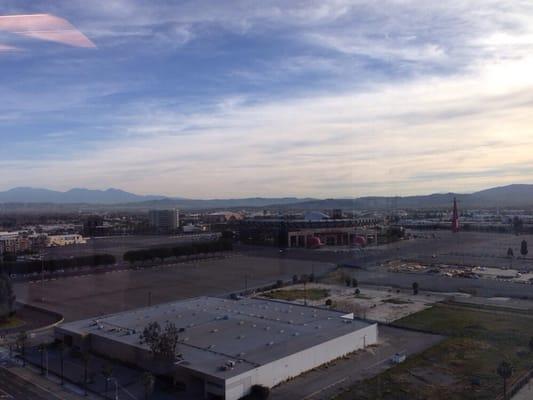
[
  {"xmin": 513, "ymin": 216, "xmax": 523, "ymax": 234},
  {"xmin": 142, "ymin": 372, "xmax": 155, "ymax": 400},
  {"xmin": 412, "ymin": 282, "xmax": 419, "ymax": 295},
  {"xmin": 497, "ymin": 361, "xmax": 513, "ymax": 400},
  {"xmin": 521, "ymin": 240, "xmax": 528, "ymax": 258},
  {"xmin": 102, "ymin": 363, "xmax": 113, "ymax": 399},
  {"xmin": 16, "ymin": 332, "xmax": 28, "ymax": 367},
  {"xmin": 140, "ymin": 322, "xmax": 162, "ymax": 355},
  {"xmin": 0, "ymin": 274, "xmax": 16, "ymax": 321},
  {"xmin": 250, "ymin": 384, "xmax": 271, "ymax": 400},
  {"xmin": 140, "ymin": 321, "xmax": 179, "ymax": 360}
]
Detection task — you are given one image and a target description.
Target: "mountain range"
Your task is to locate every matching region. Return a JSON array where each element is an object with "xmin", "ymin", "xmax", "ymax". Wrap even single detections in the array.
[{"xmin": 0, "ymin": 184, "xmax": 532, "ymax": 210}]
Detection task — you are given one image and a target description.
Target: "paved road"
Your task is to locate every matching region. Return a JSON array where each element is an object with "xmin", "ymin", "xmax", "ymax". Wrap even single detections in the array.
[{"xmin": 0, "ymin": 368, "xmax": 61, "ymax": 400}]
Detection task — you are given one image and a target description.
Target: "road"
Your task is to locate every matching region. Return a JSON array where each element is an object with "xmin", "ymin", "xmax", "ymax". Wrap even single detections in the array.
[{"xmin": 0, "ymin": 368, "xmax": 62, "ymax": 400}]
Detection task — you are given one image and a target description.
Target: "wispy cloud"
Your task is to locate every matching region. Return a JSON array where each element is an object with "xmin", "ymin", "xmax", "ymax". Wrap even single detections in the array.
[{"xmin": 0, "ymin": 1, "xmax": 533, "ymax": 197}]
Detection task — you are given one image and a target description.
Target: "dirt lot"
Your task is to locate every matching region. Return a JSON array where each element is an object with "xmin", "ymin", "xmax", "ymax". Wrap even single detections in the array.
[
  {"xmin": 258, "ymin": 282, "xmax": 446, "ymax": 322},
  {"xmin": 14, "ymin": 255, "xmax": 334, "ymax": 321}
]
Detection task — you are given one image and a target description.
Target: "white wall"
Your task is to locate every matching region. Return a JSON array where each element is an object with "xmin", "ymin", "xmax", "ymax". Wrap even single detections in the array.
[{"xmin": 225, "ymin": 323, "xmax": 378, "ymax": 400}]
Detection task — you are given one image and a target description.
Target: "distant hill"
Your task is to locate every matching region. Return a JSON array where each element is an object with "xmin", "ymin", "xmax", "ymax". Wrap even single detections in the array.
[
  {"xmin": 0, "ymin": 184, "xmax": 532, "ymax": 210},
  {"xmin": 0, "ymin": 187, "xmax": 165, "ymax": 204},
  {"xmin": 265, "ymin": 184, "xmax": 533, "ymax": 210}
]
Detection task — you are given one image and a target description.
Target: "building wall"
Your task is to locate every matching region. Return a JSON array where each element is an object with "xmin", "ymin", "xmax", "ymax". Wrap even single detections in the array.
[
  {"xmin": 224, "ymin": 323, "xmax": 378, "ymax": 400},
  {"xmin": 149, "ymin": 209, "xmax": 179, "ymax": 232}
]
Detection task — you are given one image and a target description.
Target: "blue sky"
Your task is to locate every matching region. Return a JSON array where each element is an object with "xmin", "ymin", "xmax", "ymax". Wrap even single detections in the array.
[{"xmin": 1, "ymin": 1, "xmax": 533, "ymax": 198}]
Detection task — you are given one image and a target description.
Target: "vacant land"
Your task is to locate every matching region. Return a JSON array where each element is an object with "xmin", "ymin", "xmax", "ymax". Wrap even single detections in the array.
[
  {"xmin": 262, "ymin": 288, "xmax": 330, "ymax": 301},
  {"xmin": 335, "ymin": 303, "xmax": 533, "ymax": 400},
  {"xmin": 14, "ymin": 255, "xmax": 334, "ymax": 321},
  {"xmin": 258, "ymin": 282, "xmax": 445, "ymax": 322}
]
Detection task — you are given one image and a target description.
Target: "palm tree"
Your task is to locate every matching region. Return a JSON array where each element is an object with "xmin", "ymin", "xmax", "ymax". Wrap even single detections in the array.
[
  {"xmin": 16, "ymin": 332, "xmax": 28, "ymax": 367},
  {"xmin": 497, "ymin": 361, "xmax": 513, "ymax": 400},
  {"xmin": 81, "ymin": 351, "xmax": 91, "ymax": 397},
  {"xmin": 102, "ymin": 363, "xmax": 113, "ymax": 399},
  {"xmin": 142, "ymin": 372, "xmax": 155, "ymax": 400}
]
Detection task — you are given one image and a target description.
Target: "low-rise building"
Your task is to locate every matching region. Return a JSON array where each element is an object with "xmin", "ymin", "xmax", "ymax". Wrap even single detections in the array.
[
  {"xmin": 47, "ymin": 234, "xmax": 86, "ymax": 247},
  {"xmin": 56, "ymin": 297, "xmax": 378, "ymax": 400}
]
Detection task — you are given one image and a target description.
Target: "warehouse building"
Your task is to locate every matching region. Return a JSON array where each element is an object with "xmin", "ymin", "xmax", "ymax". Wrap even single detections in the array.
[{"xmin": 56, "ymin": 297, "xmax": 378, "ymax": 400}]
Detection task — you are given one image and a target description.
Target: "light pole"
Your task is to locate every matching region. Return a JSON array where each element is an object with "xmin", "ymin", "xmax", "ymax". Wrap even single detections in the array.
[
  {"xmin": 107, "ymin": 377, "xmax": 119, "ymax": 400},
  {"xmin": 40, "ymin": 251, "xmax": 47, "ymax": 302}
]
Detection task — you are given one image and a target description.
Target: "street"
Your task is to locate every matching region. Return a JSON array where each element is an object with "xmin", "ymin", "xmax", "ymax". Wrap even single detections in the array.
[{"xmin": 0, "ymin": 367, "xmax": 62, "ymax": 400}]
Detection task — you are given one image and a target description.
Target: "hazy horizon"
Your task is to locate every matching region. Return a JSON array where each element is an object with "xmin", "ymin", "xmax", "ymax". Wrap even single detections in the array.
[{"xmin": 2, "ymin": 1, "xmax": 533, "ymax": 198}]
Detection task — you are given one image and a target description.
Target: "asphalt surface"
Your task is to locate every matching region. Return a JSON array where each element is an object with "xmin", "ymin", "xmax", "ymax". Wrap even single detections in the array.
[
  {"xmin": 240, "ymin": 231, "xmax": 533, "ymax": 298},
  {"xmin": 0, "ymin": 367, "xmax": 60, "ymax": 400},
  {"xmin": 15, "ymin": 255, "xmax": 335, "ymax": 321}
]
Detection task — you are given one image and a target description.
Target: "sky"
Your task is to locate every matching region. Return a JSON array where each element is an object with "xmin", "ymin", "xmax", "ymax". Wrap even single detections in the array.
[{"xmin": 1, "ymin": 1, "xmax": 533, "ymax": 198}]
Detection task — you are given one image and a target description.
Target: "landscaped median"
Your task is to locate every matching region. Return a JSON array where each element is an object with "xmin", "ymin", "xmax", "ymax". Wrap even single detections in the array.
[{"xmin": 334, "ymin": 303, "xmax": 533, "ymax": 400}]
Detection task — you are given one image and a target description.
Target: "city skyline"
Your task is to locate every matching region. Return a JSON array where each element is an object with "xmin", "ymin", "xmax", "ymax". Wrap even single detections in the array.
[{"xmin": 1, "ymin": 1, "xmax": 533, "ymax": 197}]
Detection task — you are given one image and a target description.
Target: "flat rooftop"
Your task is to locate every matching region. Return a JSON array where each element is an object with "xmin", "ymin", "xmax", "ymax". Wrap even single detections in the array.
[{"xmin": 59, "ymin": 297, "xmax": 374, "ymax": 379}]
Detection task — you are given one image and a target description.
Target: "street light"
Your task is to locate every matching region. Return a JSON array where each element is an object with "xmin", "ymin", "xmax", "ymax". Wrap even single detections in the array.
[
  {"xmin": 107, "ymin": 377, "xmax": 119, "ymax": 400},
  {"xmin": 40, "ymin": 250, "xmax": 47, "ymax": 302}
]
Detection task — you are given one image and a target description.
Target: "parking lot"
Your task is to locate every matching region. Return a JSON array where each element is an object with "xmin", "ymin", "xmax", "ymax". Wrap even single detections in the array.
[{"xmin": 14, "ymin": 255, "xmax": 335, "ymax": 321}]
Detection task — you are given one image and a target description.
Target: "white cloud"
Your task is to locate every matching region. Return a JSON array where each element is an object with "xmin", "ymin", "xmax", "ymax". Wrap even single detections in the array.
[{"xmin": 1, "ymin": 1, "xmax": 533, "ymax": 197}]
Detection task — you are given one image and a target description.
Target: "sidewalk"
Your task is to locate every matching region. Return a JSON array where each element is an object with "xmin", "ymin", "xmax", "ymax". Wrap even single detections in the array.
[{"xmin": 6, "ymin": 364, "xmax": 102, "ymax": 400}]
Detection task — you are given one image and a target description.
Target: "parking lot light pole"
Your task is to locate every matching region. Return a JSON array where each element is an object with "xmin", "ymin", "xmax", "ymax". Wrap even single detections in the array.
[{"xmin": 40, "ymin": 251, "xmax": 47, "ymax": 302}]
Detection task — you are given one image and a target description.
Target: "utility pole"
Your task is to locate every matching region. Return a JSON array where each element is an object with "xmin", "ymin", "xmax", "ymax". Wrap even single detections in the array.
[{"xmin": 40, "ymin": 251, "xmax": 46, "ymax": 302}]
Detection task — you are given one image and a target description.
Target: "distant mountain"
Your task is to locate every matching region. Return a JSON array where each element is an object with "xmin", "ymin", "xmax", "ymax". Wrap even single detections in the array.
[
  {"xmin": 119, "ymin": 197, "xmax": 316, "ymax": 210},
  {"xmin": 0, "ymin": 187, "xmax": 166, "ymax": 204},
  {"xmin": 0, "ymin": 184, "xmax": 532, "ymax": 210},
  {"xmin": 265, "ymin": 184, "xmax": 533, "ymax": 210},
  {"xmin": 0, "ymin": 187, "xmax": 313, "ymax": 208}
]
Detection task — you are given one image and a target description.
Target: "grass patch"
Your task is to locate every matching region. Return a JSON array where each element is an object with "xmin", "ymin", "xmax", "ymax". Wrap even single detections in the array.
[
  {"xmin": 263, "ymin": 288, "xmax": 330, "ymax": 301},
  {"xmin": 0, "ymin": 317, "xmax": 25, "ymax": 330},
  {"xmin": 335, "ymin": 304, "xmax": 533, "ymax": 400}
]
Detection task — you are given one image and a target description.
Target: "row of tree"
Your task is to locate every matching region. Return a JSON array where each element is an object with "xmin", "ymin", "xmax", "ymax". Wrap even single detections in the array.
[
  {"xmin": 123, "ymin": 239, "xmax": 233, "ymax": 264},
  {"xmin": 0, "ymin": 254, "xmax": 116, "ymax": 275}
]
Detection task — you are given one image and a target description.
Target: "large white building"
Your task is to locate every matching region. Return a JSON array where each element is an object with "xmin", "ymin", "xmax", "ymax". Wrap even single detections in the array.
[{"xmin": 56, "ymin": 297, "xmax": 378, "ymax": 400}]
